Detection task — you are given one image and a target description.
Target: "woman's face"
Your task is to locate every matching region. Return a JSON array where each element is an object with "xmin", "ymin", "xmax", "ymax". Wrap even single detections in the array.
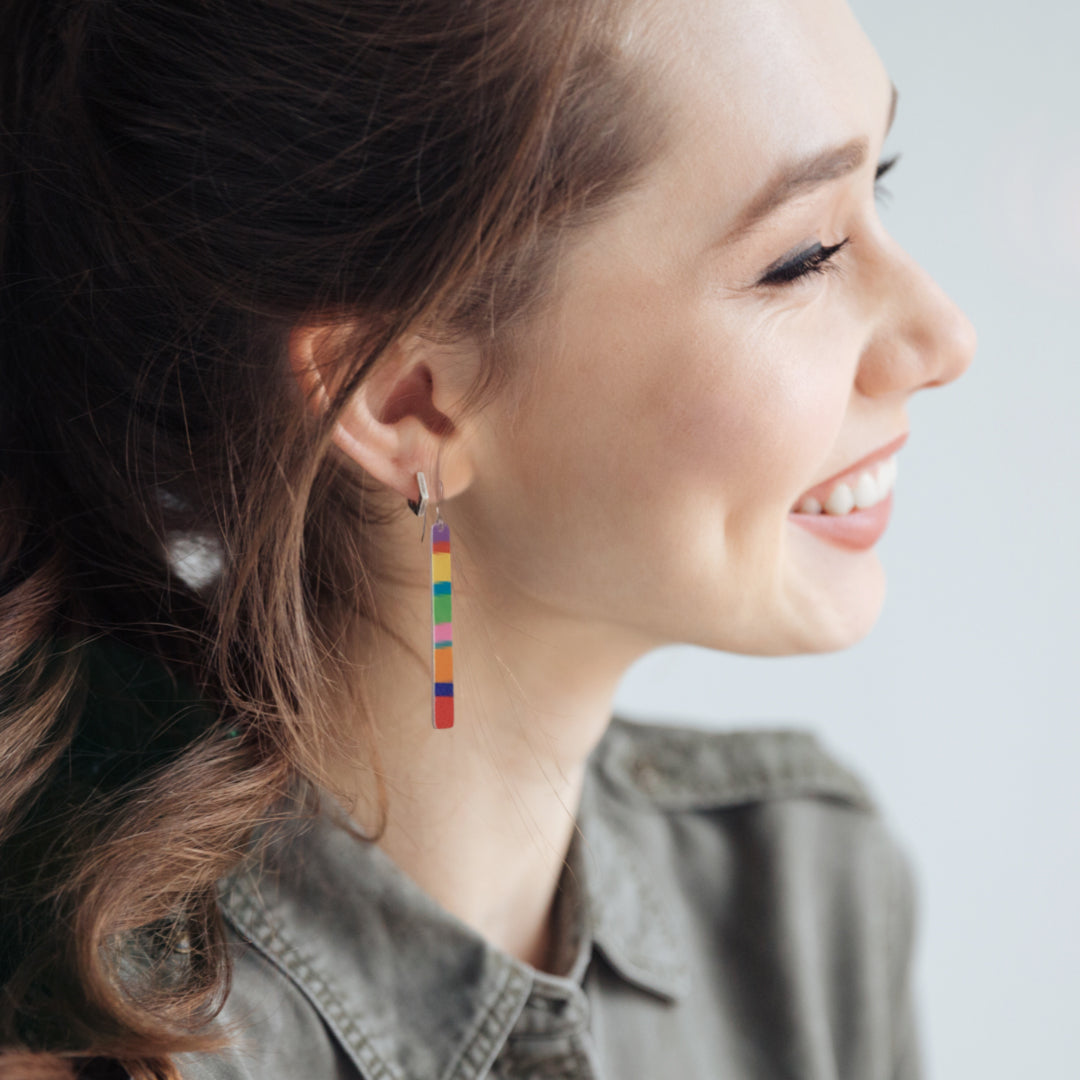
[{"xmin": 449, "ymin": 0, "xmax": 977, "ymax": 659}]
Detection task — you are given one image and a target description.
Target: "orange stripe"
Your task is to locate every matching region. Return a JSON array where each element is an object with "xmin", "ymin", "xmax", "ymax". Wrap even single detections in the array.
[{"xmin": 434, "ymin": 647, "xmax": 453, "ymax": 682}]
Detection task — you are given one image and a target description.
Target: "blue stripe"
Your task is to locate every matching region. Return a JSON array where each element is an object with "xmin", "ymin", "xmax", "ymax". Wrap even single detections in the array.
[
  {"xmin": 434, "ymin": 682, "xmax": 454, "ymax": 697},
  {"xmin": 433, "ymin": 581, "xmax": 451, "ymax": 595}
]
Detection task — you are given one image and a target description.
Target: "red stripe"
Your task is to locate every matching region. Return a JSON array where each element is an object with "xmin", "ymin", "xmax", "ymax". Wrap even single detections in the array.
[{"xmin": 434, "ymin": 695, "xmax": 454, "ymax": 729}]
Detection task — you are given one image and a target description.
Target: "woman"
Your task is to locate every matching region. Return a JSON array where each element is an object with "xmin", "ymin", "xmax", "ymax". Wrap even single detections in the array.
[{"xmin": 0, "ymin": 0, "xmax": 976, "ymax": 1077}]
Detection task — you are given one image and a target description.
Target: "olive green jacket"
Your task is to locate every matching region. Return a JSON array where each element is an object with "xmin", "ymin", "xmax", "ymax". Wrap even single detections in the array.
[{"xmin": 176, "ymin": 716, "xmax": 922, "ymax": 1080}]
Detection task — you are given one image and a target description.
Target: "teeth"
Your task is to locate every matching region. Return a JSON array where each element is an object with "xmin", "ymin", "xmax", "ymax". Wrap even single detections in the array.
[
  {"xmin": 824, "ymin": 483, "xmax": 855, "ymax": 515},
  {"xmin": 852, "ymin": 471, "xmax": 879, "ymax": 509},
  {"xmin": 794, "ymin": 455, "xmax": 898, "ymax": 515}
]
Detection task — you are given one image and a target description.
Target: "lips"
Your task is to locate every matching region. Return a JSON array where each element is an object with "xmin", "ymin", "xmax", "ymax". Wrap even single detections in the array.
[{"xmin": 791, "ymin": 431, "xmax": 909, "ymax": 512}]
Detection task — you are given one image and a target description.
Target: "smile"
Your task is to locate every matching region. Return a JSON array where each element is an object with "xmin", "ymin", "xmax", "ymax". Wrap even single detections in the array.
[
  {"xmin": 788, "ymin": 492, "xmax": 894, "ymax": 551},
  {"xmin": 792, "ymin": 455, "xmax": 897, "ymax": 516},
  {"xmin": 787, "ymin": 433, "xmax": 907, "ymax": 551}
]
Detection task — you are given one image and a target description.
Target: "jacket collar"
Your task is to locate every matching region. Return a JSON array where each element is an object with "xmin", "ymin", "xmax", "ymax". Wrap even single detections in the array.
[{"xmin": 219, "ymin": 741, "xmax": 691, "ymax": 1080}]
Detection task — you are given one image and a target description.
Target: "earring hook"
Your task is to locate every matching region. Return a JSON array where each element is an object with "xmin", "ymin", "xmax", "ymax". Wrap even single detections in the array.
[
  {"xmin": 433, "ymin": 478, "xmax": 445, "ymax": 526},
  {"xmin": 407, "ymin": 471, "xmax": 429, "ymax": 542}
]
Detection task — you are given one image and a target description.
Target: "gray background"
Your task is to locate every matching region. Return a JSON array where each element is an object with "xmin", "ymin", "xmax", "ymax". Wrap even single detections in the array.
[{"xmin": 613, "ymin": 1, "xmax": 1080, "ymax": 1077}]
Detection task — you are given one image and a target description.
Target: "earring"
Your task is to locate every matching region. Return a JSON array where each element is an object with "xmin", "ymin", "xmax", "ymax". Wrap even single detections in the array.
[
  {"xmin": 407, "ymin": 471, "xmax": 429, "ymax": 541},
  {"xmin": 408, "ymin": 471, "xmax": 454, "ymax": 730}
]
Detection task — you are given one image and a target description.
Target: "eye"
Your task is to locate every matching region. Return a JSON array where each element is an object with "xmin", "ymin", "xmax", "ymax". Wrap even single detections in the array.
[
  {"xmin": 757, "ymin": 238, "xmax": 851, "ymax": 286},
  {"xmin": 873, "ymin": 152, "xmax": 901, "ymax": 206},
  {"xmin": 757, "ymin": 153, "xmax": 903, "ymax": 288}
]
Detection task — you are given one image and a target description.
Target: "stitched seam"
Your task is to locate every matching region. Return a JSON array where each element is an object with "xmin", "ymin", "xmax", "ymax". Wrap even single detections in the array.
[
  {"xmin": 661, "ymin": 777, "xmax": 876, "ymax": 812},
  {"xmin": 441, "ymin": 963, "xmax": 531, "ymax": 1080},
  {"xmin": 221, "ymin": 876, "xmax": 398, "ymax": 1080},
  {"xmin": 580, "ymin": 791, "xmax": 690, "ymax": 1001},
  {"xmin": 602, "ymin": 771, "xmax": 877, "ymax": 815},
  {"xmin": 607, "ymin": 826, "xmax": 688, "ymax": 989},
  {"xmin": 224, "ymin": 874, "xmax": 534, "ymax": 1080},
  {"xmin": 601, "ymin": 719, "xmax": 877, "ymax": 811}
]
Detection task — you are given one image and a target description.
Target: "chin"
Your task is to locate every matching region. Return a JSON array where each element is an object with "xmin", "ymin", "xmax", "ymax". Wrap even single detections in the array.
[
  {"xmin": 739, "ymin": 557, "xmax": 889, "ymax": 657},
  {"xmin": 802, "ymin": 562, "xmax": 888, "ymax": 654},
  {"xmin": 667, "ymin": 553, "xmax": 888, "ymax": 658}
]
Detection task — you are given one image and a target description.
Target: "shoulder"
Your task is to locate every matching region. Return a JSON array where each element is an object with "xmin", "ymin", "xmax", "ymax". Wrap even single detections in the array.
[
  {"xmin": 589, "ymin": 713, "xmax": 919, "ymax": 986},
  {"xmin": 172, "ymin": 933, "xmax": 357, "ymax": 1080},
  {"xmin": 579, "ymin": 723, "xmax": 922, "ymax": 1075},
  {"xmin": 593, "ymin": 712, "xmax": 880, "ymax": 813}
]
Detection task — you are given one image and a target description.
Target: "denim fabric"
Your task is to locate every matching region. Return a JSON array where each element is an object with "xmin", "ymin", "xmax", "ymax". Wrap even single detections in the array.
[{"xmin": 175, "ymin": 716, "xmax": 922, "ymax": 1080}]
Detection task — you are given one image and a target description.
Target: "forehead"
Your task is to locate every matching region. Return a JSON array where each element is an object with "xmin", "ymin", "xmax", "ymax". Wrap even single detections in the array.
[{"xmin": 621, "ymin": 0, "xmax": 891, "ymax": 232}]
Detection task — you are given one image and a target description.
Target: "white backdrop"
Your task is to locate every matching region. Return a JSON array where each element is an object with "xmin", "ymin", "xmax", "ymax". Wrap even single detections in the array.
[{"xmin": 612, "ymin": 1, "xmax": 1080, "ymax": 1077}]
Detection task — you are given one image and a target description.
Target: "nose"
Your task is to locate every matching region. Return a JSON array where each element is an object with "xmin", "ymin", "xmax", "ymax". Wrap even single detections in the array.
[{"xmin": 854, "ymin": 237, "xmax": 978, "ymax": 398}]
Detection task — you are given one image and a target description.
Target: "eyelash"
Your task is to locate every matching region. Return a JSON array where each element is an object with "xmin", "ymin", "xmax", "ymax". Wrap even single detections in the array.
[{"xmin": 758, "ymin": 153, "xmax": 902, "ymax": 288}]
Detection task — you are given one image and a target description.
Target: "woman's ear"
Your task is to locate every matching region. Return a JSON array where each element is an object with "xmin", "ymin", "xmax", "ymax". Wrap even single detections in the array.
[{"xmin": 287, "ymin": 322, "xmax": 480, "ymax": 504}]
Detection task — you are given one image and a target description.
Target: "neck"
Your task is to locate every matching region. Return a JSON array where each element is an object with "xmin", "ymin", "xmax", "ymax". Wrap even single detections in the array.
[{"xmin": 325, "ymin": 536, "xmax": 658, "ymax": 971}]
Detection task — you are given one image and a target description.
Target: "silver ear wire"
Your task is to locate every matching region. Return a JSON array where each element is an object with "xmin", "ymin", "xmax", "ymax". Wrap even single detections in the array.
[
  {"xmin": 407, "ymin": 471, "xmax": 429, "ymax": 542},
  {"xmin": 433, "ymin": 478, "xmax": 445, "ymax": 526}
]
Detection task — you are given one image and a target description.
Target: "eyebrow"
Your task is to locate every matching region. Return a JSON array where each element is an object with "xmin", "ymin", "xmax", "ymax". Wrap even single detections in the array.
[{"xmin": 720, "ymin": 81, "xmax": 899, "ymax": 247}]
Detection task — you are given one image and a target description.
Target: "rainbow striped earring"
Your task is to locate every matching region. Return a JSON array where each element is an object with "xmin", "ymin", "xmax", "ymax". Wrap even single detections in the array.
[{"xmin": 407, "ymin": 471, "xmax": 454, "ymax": 730}]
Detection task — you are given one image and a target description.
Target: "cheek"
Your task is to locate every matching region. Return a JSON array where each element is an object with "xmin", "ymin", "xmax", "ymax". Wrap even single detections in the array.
[
  {"xmin": 629, "ymin": 314, "xmax": 849, "ymax": 516},
  {"xmin": 488, "ymin": 270, "xmax": 854, "ymax": 597}
]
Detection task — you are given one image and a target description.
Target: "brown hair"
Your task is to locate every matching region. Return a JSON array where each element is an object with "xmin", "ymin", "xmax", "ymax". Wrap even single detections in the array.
[{"xmin": 0, "ymin": 0, "xmax": 666, "ymax": 1077}]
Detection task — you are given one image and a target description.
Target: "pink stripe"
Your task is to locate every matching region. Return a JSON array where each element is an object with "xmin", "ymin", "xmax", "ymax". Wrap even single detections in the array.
[{"xmin": 433, "ymin": 622, "xmax": 453, "ymax": 644}]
